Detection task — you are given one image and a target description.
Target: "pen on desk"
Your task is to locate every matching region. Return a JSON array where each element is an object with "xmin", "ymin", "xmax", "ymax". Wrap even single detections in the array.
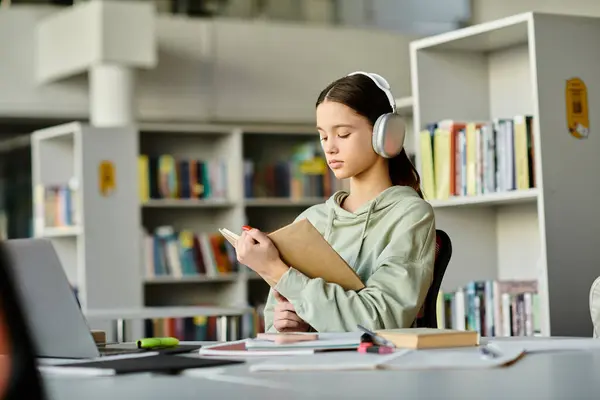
[{"xmin": 357, "ymin": 324, "xmax": 395, "ymax": 348}]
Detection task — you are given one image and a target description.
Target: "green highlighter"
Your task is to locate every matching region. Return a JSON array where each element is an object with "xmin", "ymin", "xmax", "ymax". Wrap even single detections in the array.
[{"xmin": 136, "ymin": 337, "xmax": 180, "ymax": 349}]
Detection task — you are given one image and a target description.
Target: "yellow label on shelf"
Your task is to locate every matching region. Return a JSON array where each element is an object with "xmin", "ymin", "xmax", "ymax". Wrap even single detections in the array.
[
  {"xmin": 566, "ymin": 77, "xmax": 590, "ymax": 139},
  {"xmin": 98, "ymin": 160, "xmax": 116, "ymax": 197}
]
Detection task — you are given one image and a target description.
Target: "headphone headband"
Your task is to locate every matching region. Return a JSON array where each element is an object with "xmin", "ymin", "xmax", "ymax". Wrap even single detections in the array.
[{"xmin": 347, "ymin": 71, "xmax": 396, "ymax": 113}]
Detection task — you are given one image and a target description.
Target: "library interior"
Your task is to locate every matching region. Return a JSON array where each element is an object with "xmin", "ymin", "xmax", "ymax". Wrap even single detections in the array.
[{"xmin": 1, "ymin": 0, "xmax": 600, "ymax": 398}]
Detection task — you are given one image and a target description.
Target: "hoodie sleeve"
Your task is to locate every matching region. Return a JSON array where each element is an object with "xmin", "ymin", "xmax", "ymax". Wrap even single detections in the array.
[{"xmin": 264, "ymin": 200, "xmax": 435, "ymax": 333}]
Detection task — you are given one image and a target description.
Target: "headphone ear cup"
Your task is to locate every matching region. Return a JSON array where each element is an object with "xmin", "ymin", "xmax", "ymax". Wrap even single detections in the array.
[{"xmin": 372, "ymin": 113, "xmax": 406, "ymax": 158}]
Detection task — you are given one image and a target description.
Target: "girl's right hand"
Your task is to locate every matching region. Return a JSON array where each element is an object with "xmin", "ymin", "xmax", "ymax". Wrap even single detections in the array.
[{"xmin": 273, "ymin": 292, "xmax": 310, "ymax": 332}]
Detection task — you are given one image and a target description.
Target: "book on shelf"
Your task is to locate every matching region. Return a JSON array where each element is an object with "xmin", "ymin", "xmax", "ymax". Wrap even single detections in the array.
[
  {"xmin": 419, "ymin": 116, "xmax": 535, "ymax": 201},
  {"xmin": 34, "ymin": 182, "xmax": 79, "ymax": 229},
  {"xmin": 244, "ymin": 141, "xmax": 348, "ymax": 199},
  {"xmin": 142, "ymin": 225, "xmax": 238, "ymax": 279},
  {"xmin": 138, "ymin": 154, "xmax": 228, "ymax": 202},
  {"xmin": 143, "ymin": 314, "xmax": 219, "ymax": 341},
  {"xmin": 438, "ymin": 279, "xmax": 539, "ymax": 337},
  {"xmin": 144, "ymin": 306, "xmax": 267, "ymax": 340},
  {"xmin": 219, "ymin": 218, "xmax": 365, "ymax": 291}
]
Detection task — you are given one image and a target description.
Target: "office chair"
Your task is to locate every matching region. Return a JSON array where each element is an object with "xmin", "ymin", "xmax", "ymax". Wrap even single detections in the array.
[
  {"xmin": 415, "ymin": 229, "xmax": 452, "ymax": 329},
  {"xmin": 0, "ymin": 241, "xmax": 46, "ymax": 400}
]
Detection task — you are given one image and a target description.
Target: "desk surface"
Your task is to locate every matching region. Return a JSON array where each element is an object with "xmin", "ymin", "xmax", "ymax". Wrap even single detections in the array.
[{"xmin": 42, "ymin": 337, "xmax": 600, "ymax": 400}]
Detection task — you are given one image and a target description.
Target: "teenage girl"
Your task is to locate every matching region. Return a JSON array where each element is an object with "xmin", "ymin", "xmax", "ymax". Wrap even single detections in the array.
[{"xmin": 235, "ymin": 71, "xmax": 436, "ymax": 332}]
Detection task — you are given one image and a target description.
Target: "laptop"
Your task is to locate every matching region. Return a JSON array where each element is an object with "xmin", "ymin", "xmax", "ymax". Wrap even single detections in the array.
[{"xmin": 0, "ymin": 238, "xmax": 146, "ymax": 359}]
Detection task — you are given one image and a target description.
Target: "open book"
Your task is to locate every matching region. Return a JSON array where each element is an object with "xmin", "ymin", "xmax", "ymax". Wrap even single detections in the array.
[{"xmin": 219, "ymin": 218, "xmax": 365, "ymax": 291}]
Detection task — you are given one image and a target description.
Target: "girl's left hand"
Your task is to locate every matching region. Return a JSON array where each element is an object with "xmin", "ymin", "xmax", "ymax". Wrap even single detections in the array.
[{"xmin": 235, "ymin": 226, "xmax": 286, "ymax": 278}]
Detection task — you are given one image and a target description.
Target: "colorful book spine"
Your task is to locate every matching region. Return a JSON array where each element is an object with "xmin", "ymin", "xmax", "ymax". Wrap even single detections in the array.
[
  {"xmin": 138, "ymin": 155, "xmax": 228, "ymax": 202},
  {"xmin": 419, "ymin": 115, "xmax": 535, "ymax": 200},
  {"xmin": 438, "ymin": 279, "xmax": 540, "ymax": 337}
]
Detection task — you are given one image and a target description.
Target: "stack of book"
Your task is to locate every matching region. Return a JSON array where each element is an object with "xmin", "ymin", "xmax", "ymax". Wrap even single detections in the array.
[{"xmin": 419, "ymin": 116, "xmax": 535, "ymax": 200}]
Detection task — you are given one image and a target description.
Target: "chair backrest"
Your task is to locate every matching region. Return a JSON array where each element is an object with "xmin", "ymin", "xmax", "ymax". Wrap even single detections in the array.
[
  {"xmin": 590, "ymin": 276, "xmax": 600, "ymax": 338},
  {"xmin": 416, "ymin": 229, "xmax": 452, "ymax": 328}
]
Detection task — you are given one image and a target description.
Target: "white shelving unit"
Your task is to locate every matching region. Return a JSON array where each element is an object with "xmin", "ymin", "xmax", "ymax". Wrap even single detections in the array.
[
  {"xmin": 410, "ymin": 12, "xmax": 600, "ymax": 337},
  {"xmin": 138, "ymin": 122, "xmax": 342, "ymax": 335},
  {"xmin": 31, "ymin": 122, "xmax": 142, "ymax": 314}
]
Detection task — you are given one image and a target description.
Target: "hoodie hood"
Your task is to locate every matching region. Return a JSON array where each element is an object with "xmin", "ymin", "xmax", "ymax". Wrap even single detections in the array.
[{"xmin": 322, "ymin": 185, "xmax": 420, "ymax": 267}]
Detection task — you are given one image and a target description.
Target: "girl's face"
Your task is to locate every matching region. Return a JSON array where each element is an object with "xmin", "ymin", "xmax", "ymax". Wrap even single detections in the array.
[{"xmin": 316, "ymin": 100, "xmax": 379, "ymax": 179}]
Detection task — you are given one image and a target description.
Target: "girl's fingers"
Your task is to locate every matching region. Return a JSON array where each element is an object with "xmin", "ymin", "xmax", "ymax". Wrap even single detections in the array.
[
  {"xmin": 274, "ymin": 291, "xmax": 289, "ymax": 303},
  {"xmin": 275, "ymin": 302, "xmax": 297, "ymax": 313}
]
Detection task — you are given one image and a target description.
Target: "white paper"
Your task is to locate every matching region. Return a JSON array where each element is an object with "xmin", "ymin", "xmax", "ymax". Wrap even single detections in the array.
[
  {"xmin": 381, "ymin": 343, "xmax": 525, "ymax": 370},
  {"xmin": 250, "ymin": 350, "xmax": 410, "ymax": 372}
]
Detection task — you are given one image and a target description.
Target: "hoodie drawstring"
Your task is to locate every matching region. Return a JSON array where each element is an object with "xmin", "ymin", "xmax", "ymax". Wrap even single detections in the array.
[
  {"xmin": 324, "ymin": 207, "xmax": 335, "ymax": 241},
  {"xmin": 351, "ymin": 201, "xmax": 375, "ymax": 266},
  {"xmin": 324, "ymin": 200, "xmax": 376, "ymax": 267}
]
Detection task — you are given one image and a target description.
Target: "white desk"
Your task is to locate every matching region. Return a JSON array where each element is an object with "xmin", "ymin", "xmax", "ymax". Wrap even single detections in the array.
[
  {"xmin": 42, "ymin": 337, "xmax": 600, "ymax": 399},
  {"xmin": 84, "ymin": 306, "xmax": 252, "ymax": 342}
]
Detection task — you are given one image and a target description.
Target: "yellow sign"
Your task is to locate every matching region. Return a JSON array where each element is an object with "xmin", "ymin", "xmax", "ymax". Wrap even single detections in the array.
[
  {"xmin": 566, "ymin": 77, "xmax": 590, "ymax": 139},
  {"xmin": 98, "ymin": 160, "xmax": 116, "ymax": 196}
]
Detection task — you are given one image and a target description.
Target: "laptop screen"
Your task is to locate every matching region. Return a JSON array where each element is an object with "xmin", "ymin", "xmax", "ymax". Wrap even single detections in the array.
[{"xmin": 0, "ymin": 238, "xmax": 99, "ymax": 359}]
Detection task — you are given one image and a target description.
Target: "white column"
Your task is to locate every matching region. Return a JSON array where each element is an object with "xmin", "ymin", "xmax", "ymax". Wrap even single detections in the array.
[{"xmin": 89, "ymin": 64, "xmax": 136, "ymax": 127}]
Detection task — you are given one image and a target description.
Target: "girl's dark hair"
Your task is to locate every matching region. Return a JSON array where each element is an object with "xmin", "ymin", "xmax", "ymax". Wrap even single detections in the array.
[{"xmin": 316, "ymin": 74, "xmax": 424, "ymax": 199}]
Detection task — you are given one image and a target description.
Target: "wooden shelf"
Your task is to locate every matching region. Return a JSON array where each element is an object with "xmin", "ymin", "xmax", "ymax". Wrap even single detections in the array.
[{"xmin": 428, "ymin": 189, "xmax": 538, "ymax": 208}]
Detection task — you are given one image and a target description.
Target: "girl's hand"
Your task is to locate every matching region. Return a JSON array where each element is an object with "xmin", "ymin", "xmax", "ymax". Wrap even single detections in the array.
[
  {"xmin": 235, "ymin": 226, "xmax": 288, "ymax": 281},
  {"xmin": 273, "ymin": 292, "xmax": 310, "ymax": 332}
]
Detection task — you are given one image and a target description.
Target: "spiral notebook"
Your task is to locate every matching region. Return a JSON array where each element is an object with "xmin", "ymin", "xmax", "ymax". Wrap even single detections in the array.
[{"xmin": 219, "ymin": 218, "xmax": 365, "ymax": 291}]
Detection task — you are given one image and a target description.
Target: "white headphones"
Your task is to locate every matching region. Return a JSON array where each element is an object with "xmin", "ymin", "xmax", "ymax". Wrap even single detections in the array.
[{"xmin": 347, "ymin": 71, "xmax": 406, "ymax": 159}]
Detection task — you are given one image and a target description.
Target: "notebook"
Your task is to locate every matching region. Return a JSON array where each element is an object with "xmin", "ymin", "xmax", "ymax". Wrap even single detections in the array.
[
  {"xmin": 219, "ymin": 218, "xmax": 365, "ymax": 291},
  {"xmin": 39, "ymin": 353, "xmax": 243, "ymax": 376},
  {"xmin": 199, "ymin": 332, "xmax": 362, "ymax": 357},
  {"xmin": 246, "ymin": 331, "xmax": 361, "ymax": 351},
  {"xmin": 375, "ymin": 328, "xmax": 479, "ymax": 349}
]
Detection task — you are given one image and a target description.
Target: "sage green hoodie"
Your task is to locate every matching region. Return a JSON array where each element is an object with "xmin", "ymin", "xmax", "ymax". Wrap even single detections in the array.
[{"xmin": 263, "ymin": 185, "xmax": 436, "ymax": 333}]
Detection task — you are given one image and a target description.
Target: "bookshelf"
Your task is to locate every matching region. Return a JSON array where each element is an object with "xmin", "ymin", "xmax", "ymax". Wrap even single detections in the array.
[
  {"xmin": 410, "ymin": 12, "xmax": 600, "ymax": 337},
  {"xmin": 137, "ymin": 122, "xmax": 344, "ymax": 336},
  {"xmin": 31, "ymin": 122, "xmax": 142, "ymax": 316}
]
